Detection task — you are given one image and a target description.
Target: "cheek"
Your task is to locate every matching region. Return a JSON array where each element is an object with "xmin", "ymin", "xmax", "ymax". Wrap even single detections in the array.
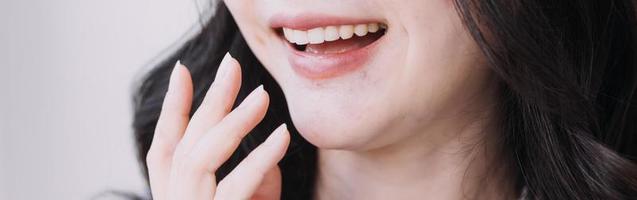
[
  {"xmin": 224, "ymin": 0, "xmax": 284, "ymax": 73},
  {"xmin": 224, "ymin": 1, "xmax": 259, "ymax": 37},
  {"xmin": 223, "ymin": 0, "xmax": 488, "ymax": 150},
  {"xmin": 391, "ymin": 0, "xmax": 487, "ymax": 120}
]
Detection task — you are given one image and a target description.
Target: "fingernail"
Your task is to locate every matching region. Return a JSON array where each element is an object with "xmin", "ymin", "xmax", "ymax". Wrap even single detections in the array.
[
  {"xmin": 264, "ymin": 123, "xmax": 288, "ymax": 146},
  {"xmin": 168, "ymin": 60, "xmax": 183, "ymax": 92},
  {"xmin": 237, "ymin": 85, "xmax": 265, "ymax": 109},
  {"xmin": 215, "ymin": 52, "xmax": 234, "ymax": 80},
  {"xmin": 277, "ymin": 124, "xmax": 288, "ymax": 137}
]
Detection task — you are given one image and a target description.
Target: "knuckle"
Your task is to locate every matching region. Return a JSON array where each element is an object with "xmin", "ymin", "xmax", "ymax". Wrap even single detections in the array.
[
  {"xmin": 172, "ymin": 142, "xmax": 187, "ymax": 158},
  {"xmin": 153, "ymin": 125, "xmax": 174, "ymax": 141},
  {"xmin": 180, "ymin": 153, "xmax": 208, "ymax": 173},
  {"xmin": 228, "ymin": 131, "xmax": 245, "ymax": 144},
  {"xmin": 145, "ymin": 146, "xmax": 172, "ymax": 166},
  {"xmin": 220, "ymin": 119, "xmax": 249, "ymax": 141},
  {"xmin": 195, "ymin": 102, "xmax": 213, "ymax": 114}
]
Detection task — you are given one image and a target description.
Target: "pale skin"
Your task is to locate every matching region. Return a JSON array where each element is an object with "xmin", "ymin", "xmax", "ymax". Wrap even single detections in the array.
[
  {"xmin": 148, "ymin": 0, "xmax": 516, "ymax": 199},
  {"xmin": 146, "ymin": 54, "xmax": 289, "ymax": 200},
  {"xmin": 147, "ymin": 55, "xmax": 512, "ymax": 200}
]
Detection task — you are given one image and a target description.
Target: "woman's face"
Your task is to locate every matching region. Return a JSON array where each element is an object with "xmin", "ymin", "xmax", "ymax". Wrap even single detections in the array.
[{"xmin": 224, "ymin": 0, "xmax": 493, "ymax": 150}]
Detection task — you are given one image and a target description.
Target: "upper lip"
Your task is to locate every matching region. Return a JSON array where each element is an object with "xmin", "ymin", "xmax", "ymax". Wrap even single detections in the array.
[{"xmin": 269, "ymin": 12, "xmax": 384, "ymax": 30}]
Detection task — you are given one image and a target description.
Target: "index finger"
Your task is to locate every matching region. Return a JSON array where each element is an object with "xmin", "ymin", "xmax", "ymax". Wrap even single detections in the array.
[{"xmin": 146, "ymin": 61, "xmax": 193, "ymax": 200}]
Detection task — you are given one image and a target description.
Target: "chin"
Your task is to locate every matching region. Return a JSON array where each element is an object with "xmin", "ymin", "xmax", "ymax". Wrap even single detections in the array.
[
  {"xmin": 284, "ymin": 91, "xmax": 395, "ymax": 150},
  {"xmin": 290, "ymin": 109, "xmax": 377, "ymax": 150}
]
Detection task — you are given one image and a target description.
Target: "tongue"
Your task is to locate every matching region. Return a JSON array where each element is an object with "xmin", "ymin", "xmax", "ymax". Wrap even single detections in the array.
[{"xmin": 305, "ymin": 31, "xmax": 383, "ymax": 54}]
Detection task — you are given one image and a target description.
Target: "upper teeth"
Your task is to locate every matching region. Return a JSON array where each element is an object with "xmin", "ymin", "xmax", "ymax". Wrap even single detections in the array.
[{"xmin": 282, "ymin": 23, "xmax": 385, "ymax": 45}]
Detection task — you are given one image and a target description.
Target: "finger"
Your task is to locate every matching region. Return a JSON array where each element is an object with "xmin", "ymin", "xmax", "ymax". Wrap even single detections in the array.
[
  {"xmin": 146, "ymin": 61, "xmax": 193, "ymax": 200},
  {"xmin": 214, "ymin": 124, "xmax": 290, "ymax": 200},
  {"xmin": 189, "ymin": 85, "xmax": 269, "ymax": 172},
  {"xmin": 170, "ymin": 85, "xmax": 269, "ymax": 199},
  {"xmin": 175, "ymin": 53, "xmax": 241, "ymax": 158}
]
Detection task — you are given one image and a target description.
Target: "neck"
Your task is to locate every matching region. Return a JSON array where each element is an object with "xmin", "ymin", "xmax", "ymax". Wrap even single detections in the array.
[{"xmin": 313, "ymin": 108, "xmax": 516, "ymax": 200}]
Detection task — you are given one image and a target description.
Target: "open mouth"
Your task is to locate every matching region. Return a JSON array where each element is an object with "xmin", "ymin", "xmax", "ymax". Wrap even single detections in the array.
[
  {"xmin": 276, "ymin": 23, "xmax": 387, "ymax": 54},
  {"xmin": 269, "ymin": 15, "xmax": 389, "ymax": 79}
]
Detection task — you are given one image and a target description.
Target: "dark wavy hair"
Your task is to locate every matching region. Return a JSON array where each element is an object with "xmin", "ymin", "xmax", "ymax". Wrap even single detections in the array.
[{"xmin": 132, "ymin": 0, "xmax": 637, "ymax": 199}]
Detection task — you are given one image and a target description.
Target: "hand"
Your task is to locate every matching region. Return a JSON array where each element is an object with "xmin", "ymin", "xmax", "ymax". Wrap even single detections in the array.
[{"xmin": 145, "ymin": 53, "xmax": 290, "ymax": 200}]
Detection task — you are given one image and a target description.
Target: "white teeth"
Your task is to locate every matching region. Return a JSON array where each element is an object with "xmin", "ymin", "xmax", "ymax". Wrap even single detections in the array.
[
  {"xmin": 339, "ymin": 25, "xmax": 354, "ymax": 40},
  {"xmin": 324, "ymin": 26, "xmax": 339, "ymax": 41},
  {"xmin": 293, "ymin": 30, "xmax": 309, "ymax": 45},
  {"xmin": 354, "ymin": 24, "xmax": 368, "ymax": 36},
  {"xmin": 368, "ymin": 23, "xmax": 379, "ymax": 33},
  {"xmin": 282, "ymin": 28, "xmax": 296, "ymax": 43},
  {"xmin": 282, "ymin": 23, "xmax": 385, "ymax": 45},
  {"xmin": 307, "ymin": 27, "xmax": 325, "ymax": 44}
]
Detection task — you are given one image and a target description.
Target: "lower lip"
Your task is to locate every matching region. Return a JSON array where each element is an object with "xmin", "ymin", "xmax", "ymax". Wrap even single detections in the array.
[{"xmin": 284, "ymin": 34, "xmax": 385, "ymax": 80}]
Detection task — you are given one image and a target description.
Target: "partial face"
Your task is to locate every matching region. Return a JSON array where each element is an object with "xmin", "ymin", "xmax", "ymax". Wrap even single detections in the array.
[{"xmin": 224, "ymin": 0, "xmax": 493, "ymax": 150}]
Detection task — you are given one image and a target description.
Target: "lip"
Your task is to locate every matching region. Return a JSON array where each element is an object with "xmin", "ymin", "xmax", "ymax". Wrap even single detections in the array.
[
  {"xmin": 269, "ymin": 13, "xmax": 384, "ymax": 30},
  {"xmin": 270, "ymin": 13, "xmax": 387, "ymax": 80}
]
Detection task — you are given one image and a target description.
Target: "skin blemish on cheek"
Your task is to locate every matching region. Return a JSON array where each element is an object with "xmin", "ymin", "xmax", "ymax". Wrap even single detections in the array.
[
  {"xmin": 357, "ymin": 69, "xmax": 369, "ymax": 81},
  {"xmin": 346, "ymin": 70, "xmax": 369, "ymax": 94},
  {"xmin": 311, "ymin": 80, "xmax": 325, "ymax": 88}
]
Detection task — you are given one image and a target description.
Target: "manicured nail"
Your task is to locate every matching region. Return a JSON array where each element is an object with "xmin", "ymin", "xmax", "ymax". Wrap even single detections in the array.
[
  {"xmin": 277, "ymin": 123, "xmax": 288, "ymax": 136},
  {"xmin": 264, "ymin": 123, "xmax": 288, "ymax": 147},
  {"xmin": 215, "ymin": 52, "xmax": 234, "ymax": 80},
  {"xmin": 238, "ymin": 85, "xmax": 265, "ymax": 109},
  {"xmin": 168, "ymin": 60, "xmax": 184, "ymax": 92}
]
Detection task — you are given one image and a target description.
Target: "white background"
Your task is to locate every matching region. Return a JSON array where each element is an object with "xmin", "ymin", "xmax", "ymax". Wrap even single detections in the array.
[{"xmin": 0, "ymin": 0, "xmax": 207, "ymax": 199}]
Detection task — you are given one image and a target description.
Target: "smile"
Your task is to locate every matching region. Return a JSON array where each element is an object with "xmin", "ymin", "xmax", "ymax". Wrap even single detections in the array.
[
  {"xmin": 282, "ymin": 23, "xmax": 386, "ymax": 48},
  {"xmin": 270, "ymin": 14, "xmax": 388, "ymax": 79}
]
